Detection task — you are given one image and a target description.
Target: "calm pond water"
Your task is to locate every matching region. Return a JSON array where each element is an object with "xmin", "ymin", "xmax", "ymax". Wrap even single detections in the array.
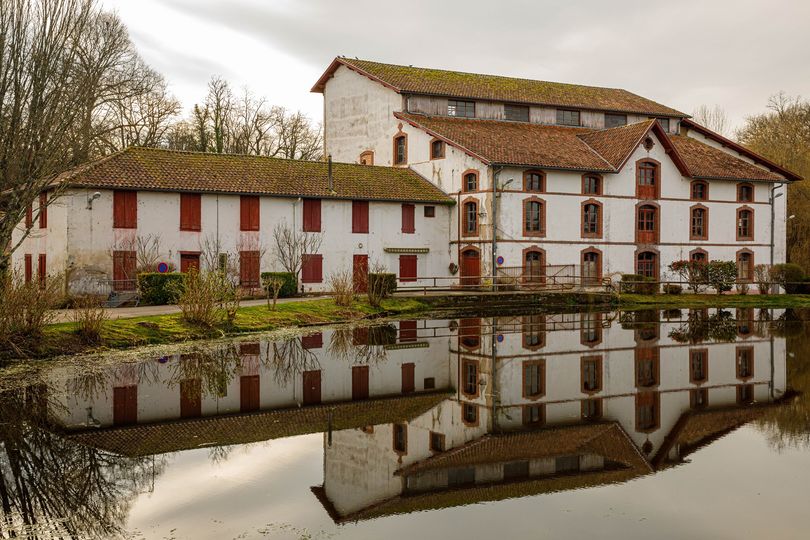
[{"xmin": 1, "ymin": 307, "xmax": 810, "ymax": 539}]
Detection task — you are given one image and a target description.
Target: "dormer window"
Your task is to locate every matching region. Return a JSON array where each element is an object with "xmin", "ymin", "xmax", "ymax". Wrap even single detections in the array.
[
  {"xmin": 505, "ymin": 104, "xmax": 530, "ymax": 122},
  {"xmin": 557, "ymin": 109, "xmax": 581, "ymax": 126},
  {"xmin": 448, "ymin": 100, "xmax": 475, "ymax": 118},
  {"xmin": 605, "ymin": 113, "xmax": 627, "ymax": 128}
]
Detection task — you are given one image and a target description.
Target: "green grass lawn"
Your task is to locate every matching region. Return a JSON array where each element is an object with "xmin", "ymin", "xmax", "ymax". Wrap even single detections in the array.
[
  {"xmin": 618, "ymin": 293, "xmax": 810, "ymax": 310},
  {"xmin": 21, "ymin": 297, "xmax": 428, "ymax": 360}
]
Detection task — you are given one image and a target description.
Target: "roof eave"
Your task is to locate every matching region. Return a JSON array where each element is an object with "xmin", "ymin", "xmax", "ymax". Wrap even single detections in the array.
[{"xmin": 311, "ymin": 57, "xmax": 402, "ymax": 94}]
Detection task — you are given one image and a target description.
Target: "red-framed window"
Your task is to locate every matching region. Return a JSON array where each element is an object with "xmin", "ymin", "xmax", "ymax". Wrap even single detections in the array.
[
  {"xmin": 180, "ymin": 193, "xmax": 202, "ymax": 231},
  {"xmin": 302, "ymin": 254, "xmax": 323, "ymax": 283},
  {"xmin": 303, "ymin": 199, "xmax": 321, "ymax": 232},
  {"xmin": 352, "ymin": 200, "xmax": 369, "ymax": 233},
  {"xmin": 240, "ymin": 196, "xmax": 260, "ymax": 231},
  {"xmin": 113, "ymin": 190, "xmax": 137, "ymax": 229},
  {"xmin": 399, "ymin": 255, "xmax": 417, "ymax": 282},
  {"xmin": 39, "ymin": 192, "xmax": 48, "ymax": 229},
  {"xmin": 636, "ymin": 160, "xmax": 659, "ymax": 199},
  {"xmin": 401, "ymin": 204, "xmax": 415, "ymax": 234},
  {"xmin": 24, "ymin": 254, "xmax": 32, "ymax": 283}
]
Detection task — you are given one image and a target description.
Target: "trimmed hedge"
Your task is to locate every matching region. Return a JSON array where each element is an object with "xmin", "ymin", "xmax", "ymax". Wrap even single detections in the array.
[
  {"xmin": 261, "ymin": 272, "xmax": 298, "ymax": 298},
  {"xmin": 663, "ymin": 284, "xmax": 682, "ymax": 295},
  {"xmin": 772, "ymin": 263, "xmax": 805, "ymax": 294},
  {"xmin": 137, "ymin": 273, "xmax": 185, "ymax": 305},
  {"xmin": 369, "ymin": 273, "xmax": 397, "ymax": 296},
  {"xmin": 620, "ymin": 274, "xmax": 657, "ymax": 294}
]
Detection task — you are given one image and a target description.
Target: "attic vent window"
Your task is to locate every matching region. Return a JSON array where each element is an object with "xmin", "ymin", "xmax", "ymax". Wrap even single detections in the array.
[
  {"xmin": 643, "ymin": 137, "xmax": 655, "ymax": 151},
  {"xmin": 657, "ymin": 118, "xmax": 671, "ymax": 132},
  {"xmin": 505, "ymin": 104, "xmax": 530, "ymax": 122},
  {"xmin": 556, "ymin": 109, "xmax": 581, "ymax": 126},
  {"xmin": 605, "ymin": 113, "xmax": 627, "ymax": 128}
]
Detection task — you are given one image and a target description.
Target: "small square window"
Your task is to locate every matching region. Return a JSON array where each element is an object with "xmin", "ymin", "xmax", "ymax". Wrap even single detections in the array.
[
  {"xmin": 429, "ymin": 431, "xmax": 445, "ymax": 452},
  {"xmin": 424, "ymin": 377, "xmax": 436, "ymax": 389},
  {"xmin": 657, "ymin": 118, "xmax": 670, "ymax": 132},
  {"xmin": 556, "ymin": 109, "xmax": 581, "ymax": 126},
  {"xmin": 424, "ymin": 206, "xmax": 436, "ymax": 218},
  {"xmin": 448, "ymin": 100, "xmax": 475, "ymax": 118},
  {"xmin": 430, "ymin": 139, "xmax": 445, "ymax": 159},
  {"xmin": 605, "ymin": 113, "xmax": 627, "ymax": 128},
  {"xmin": 504, "ymin": 104, "xmax": 530, "ymax": 122}
]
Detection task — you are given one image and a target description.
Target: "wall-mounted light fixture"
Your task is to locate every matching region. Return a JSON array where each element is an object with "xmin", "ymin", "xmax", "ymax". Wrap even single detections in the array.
[{"xmin": 86, "ymin": 191, "xmax": 101, "ymax": 210}]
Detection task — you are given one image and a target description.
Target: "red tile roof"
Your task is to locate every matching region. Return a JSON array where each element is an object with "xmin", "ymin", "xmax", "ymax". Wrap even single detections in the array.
[
  {"xmin": 55, "ymin": 147, "xmax": 454, "ymax": 204},
  {"xmin": 313, "ymin": 57, "xmax": 686, "ymax": 117},
  {"xmin": 397, "ymin": 113, "xmax": 792, "ymax": 182}
]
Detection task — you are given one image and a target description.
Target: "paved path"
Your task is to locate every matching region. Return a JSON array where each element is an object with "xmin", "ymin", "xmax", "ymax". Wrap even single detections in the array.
[{"xmin": 51, "ymin": 295, "xmax": 328, "ymax": 323}]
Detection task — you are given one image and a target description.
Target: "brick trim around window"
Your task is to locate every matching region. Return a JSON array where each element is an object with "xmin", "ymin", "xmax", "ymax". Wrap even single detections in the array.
[
  {"xmin": 393, "ymin": 130, "xmax": 408, "ymax": 166},
  {"xmin": 581, "ymin": 198, "xmax": 603, "ymax": 239},
  {"xmin": 461, "ymin": 196, "xmax": 479, "ymax": 237},
  {"xmin": 523, "ymin": 170, "xmax": 546, "ymax": 193},
  {"xmin": 736, "ymin": 182, "xmax": 755, "ymax": 203},
  {"xmin": 690, "ymin": 180, "xmax": 709, "ymax": 201},
  {"xmin": 689, "ymin": 203, "xmax": 709, "ymax": 241},
  {"xmin": 522, "ymin": 196, "xmax": 546, "ymax": 238},
  {"xmin": 581, "ymin": 173, "xmax": 603, "ymax": 196},
  {"xmin": 429, "ymin": 137, "xmax": 445, "ymax": 159},
  {"xmin": 736, "ymin": 206, "xmax": 754, "ymax": 241},
  {"xmin": 635, "ymin": 158, "xmax": 661, "ymax": 199},
  {"xmin": 462, "ymin": 169, "xmax": 479, "ymax": 193}
]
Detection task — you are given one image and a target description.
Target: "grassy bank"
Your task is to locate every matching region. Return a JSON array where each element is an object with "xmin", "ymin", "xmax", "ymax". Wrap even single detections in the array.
[
  {"xmin": 618, "ymin": 293, "xmax": 810, "ymax": 310},
  {"xmin": 14, "ymin": 297, "xmax": 428, "ymax": 360}
]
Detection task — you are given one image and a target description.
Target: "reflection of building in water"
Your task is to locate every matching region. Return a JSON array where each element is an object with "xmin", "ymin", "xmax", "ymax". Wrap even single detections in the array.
[
  {"xmin": 45, "ymin": 310, "xmax": 790, "ymax": 521},
  {"xmin": 314, "ymin": 309, "xmax": 789, "ymax": 522}
]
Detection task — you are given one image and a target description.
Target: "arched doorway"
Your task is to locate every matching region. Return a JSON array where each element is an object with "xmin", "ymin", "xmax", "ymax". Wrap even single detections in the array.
[
  {"xmin": 460, "ymin": 247, "xmax": 480, "ymax": 287},
  {"xmin": 582, "ymin": 249, "xmax": 602, "ymax": 286}
]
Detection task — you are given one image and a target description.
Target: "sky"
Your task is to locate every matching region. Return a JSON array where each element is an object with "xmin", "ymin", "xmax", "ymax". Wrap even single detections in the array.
[{"xmin": 102, "ymin": 0, "xmax": 810, "ymax": 133}]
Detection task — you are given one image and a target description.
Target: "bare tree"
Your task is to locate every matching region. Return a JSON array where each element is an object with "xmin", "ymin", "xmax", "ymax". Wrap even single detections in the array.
[
  {"xmin": 692, "ymin": 104, "xmax": 730, "ymax": 137},
  {"xmin": 272, "ymin": 221, "xmax": 323, "ymax": 280},
  {"xmin": 206, "ymin": 76, "xmax": 233, "ymax": 154}
]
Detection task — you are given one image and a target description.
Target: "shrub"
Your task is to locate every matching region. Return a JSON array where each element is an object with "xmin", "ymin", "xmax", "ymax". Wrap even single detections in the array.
[
  {"xmin": 754, "ymin": 264, "xmax": 772, "ymax": 294},
  {"xmin": 138, "ymin": 272, "xmax": 185, "ymax": 305},
  {"xmin": 736, "ymin": 282, "xmax": 750, "ymax": 295},
  {"xmin": 0, "ymin": 273, "xmax": 62, "ymax": 351},
  {"xmin": 260, "ymin": 272, "xmax": 297, "ymax": 298},
  {"xmin": 771, "ymin": 263, "xmax": 805, "ymax": 294},
  {"xmin": 663, "ymin": 284, "xmax": 682, "ymax": 295},
  {"xmin": 668, "ymin": 260, "xmax": 708, "ymax": 293},
  {"xmin": 707, "ymin": 261, "xmax": 737, "ymax": 294},
  {"xmin": 72, "ymin": 295, "xmax": 107, "ymax": 344},
  {"xmin": 177, "ymin": 268, "xmax": 232, "ymax": 327},
  {"xmin": 620, "ymin": 274, "xmax": 657, "ymax": 294},
  {"xmin": 368, "ymin": 272, "xmax": 397, "ymax": 307},
  {"xmin": 800, "ymin": 277, "xmax": 810, "ymax": 295},
  {"xmin": 328, "ymin": 269, "xmax": 355, "ymax": 307}
]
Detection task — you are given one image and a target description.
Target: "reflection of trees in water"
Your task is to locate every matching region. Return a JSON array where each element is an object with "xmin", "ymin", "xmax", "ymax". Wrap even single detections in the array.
[
  {"xmin": 669, "ymin": 310, "xmax": 741, "ymax": 343},
  {"xmin": 0, "ymin": 387, "xmax": 162, "ymax": 538},
  {"xmin": 166, "ymin": 345, "xmax": 242, "ymax": 400},
  {"xmin": 759, "ymin": 309, "xmax": 810, "ymax": 450},
  {"xmin": 65, "ymin": 360, "xmax": 161, "ymax": 404},
  {"xmin": 264, "ymin": 338, "xmax": 320, "ymax": 387},
  {"xmin": 327, "ymin": 325, "xmax": 395, "ymax": 366}
]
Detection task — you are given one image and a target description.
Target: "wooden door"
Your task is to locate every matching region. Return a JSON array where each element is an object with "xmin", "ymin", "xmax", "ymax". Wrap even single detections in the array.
[
  {"xmin": 636, "ymin": 206, "xmax": 658, "ymax": 244},
  {"xmin": 240, "ymin": 375, "xmax": 260, "ymax": 412},
  {"xmin": 112, "ymin": 250, "xmax": 137, "ymax": 291},
  {"xmin": 303, "ymin": 370, "xmax": 322, "ymax": 405},
  {"xmin": 180, "ymin": 253, "xmax": 200, "ymax": 273},
  {"xmin": 401, "ymin": 363, "xmax": 415, "ymax": 394},
  {"xmin": 113, "ymin": 385, "xmax": 138, "ymax": 426},
  {"xmin": 460, "ymin": 249, "xmax": 480, "ymax": 286},
  {"xmin": 180, "ymin": 378, "xmax": 202, "ymax": 418},
  {"xmin": 352, "ymin": 365, "xmax": 370, "ymax": 400},
  {"xmin": 353, "ymin": 254, "xmax": 369, "ymax": 293}
]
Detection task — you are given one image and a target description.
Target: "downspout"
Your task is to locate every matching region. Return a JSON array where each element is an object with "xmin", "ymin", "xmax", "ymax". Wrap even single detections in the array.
[
  {"xmin": 770, "ymin": 182, "xmax": 785, "ymax": 267},
  {"xmin": 491, "ymin": 166, "xmax": 503, "ymax": 291}
]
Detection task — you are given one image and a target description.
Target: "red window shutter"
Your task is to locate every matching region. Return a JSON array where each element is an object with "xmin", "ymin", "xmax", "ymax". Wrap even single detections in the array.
[
  {"xmin": 303, "ymin": 199, "xmax": 321, "ymax": 232},
  {"xmin": 239, "ymin": 251, "xmax": 260, "ymax": 287},
  {"xmin": 112, "ymin": 250, "xmax": 137, "ymax": 291},
  {"xmin": 24, "ymin": 254, "xmax": 32, "ymax": 283},
  {"xmin": 402, "ymin": 204, "xmax": 415, "ymax": 233},
  {"xmin": 302, "ymin": 254, "xmax": 323, "ymax": 283},
  {"xmin": 39, "ymin": 192, "xmax": 47, "ymax": 229},
  {"xmin": 401, "ymin": 363, "xmax": 415, "ymax": 393},
  {"xmin": 399, "ymin": 320, "xmax": 417, "ymax": 342},
  {"xmin": 240, "ymin": 196, "xmax": 260, "ymax": 231},
  {"xmin": 180, "ymin": 193, "xmax": 201, "ymax": 231},
  {"xmin": 25, "ymin": 204, "xmax": 33, "ymax": 228},
  {"xmin": 352, "ymin": 200, "xmax": 369, "ymax": 233},
  {"xmin": 302, "ymin": 332, "xmax": 323, "ymax": 349},
  {"xmin": 114, "ymin": 191, "xmax": 137, "ymax": 229},
  {"xmin": 399, "ymin": 255, "xmax": 417, "ymax": 282},
  {"xmin": 37, "ymin": 254, "xmax": 46, "ymax": 286}
]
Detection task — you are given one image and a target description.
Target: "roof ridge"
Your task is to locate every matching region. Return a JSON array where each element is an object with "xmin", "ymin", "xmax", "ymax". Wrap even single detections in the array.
[{"xmin": 341, "ymin": 57, "xmax": 632, "ymax": 94}]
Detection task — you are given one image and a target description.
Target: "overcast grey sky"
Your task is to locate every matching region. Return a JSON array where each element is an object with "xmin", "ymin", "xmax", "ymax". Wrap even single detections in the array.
[{"xmin": 103, "ymin": 0, "xmax": 810, "ymax": 132}]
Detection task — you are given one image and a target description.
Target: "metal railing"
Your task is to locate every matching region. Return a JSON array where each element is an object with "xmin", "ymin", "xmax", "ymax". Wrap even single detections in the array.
[{"xmin": 395, "ymin": 265, "xmax": 613, "ymax": 295}]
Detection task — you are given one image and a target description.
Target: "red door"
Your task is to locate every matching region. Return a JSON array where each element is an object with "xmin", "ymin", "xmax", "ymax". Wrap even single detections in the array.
[
  {"xmin": 353, "ymin": 254, "xmax": 369, "ymax": 293},
  {"xmin": 180, "ymin": 378, "xmax": 202, "ymax": 418},
  {"xmin": 303, "ymin": 370, "xmax": 322, "ymax": 405},
  {"xmin": 113, "ymin": 386, "xmax": 138, "ymax": 426},
  {"xmin": 352, "ymin": 365, "xmax": 370, "ymax": 400},
  {"xmin": 112, "ymin": 250, "xmax": 137, "ymax": 291},
  {"xmin": 240, "ymin": 375, "xmax": 260, "ymax": 412},
  {"xmin": 401, "ymin": 363, "xmax": 415, "ymax": 394},
  {"xmin": 460, "ymin": 248, "xmax": 480, "ymax": 286},
  {"xmin": 180, "ymin": 253, "xmax": 200, "ymax": 273}
]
